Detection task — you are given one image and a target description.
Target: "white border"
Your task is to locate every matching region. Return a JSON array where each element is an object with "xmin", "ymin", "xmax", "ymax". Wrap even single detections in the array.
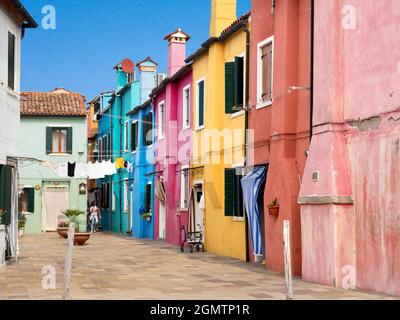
[
  {"xmin": 257, "ymin": 35, "xmax": 274, "ymax": 110},
  {"xmin": 180, "ymin": 164, "xmax": 190, "ymax": 210},
  {"xmin": 182, "ymin": 84, "xmax": 191, "ymax": 130},
  {"xmin": 158, "ymin": 100, "xmax": 165, "ymax": 140}
]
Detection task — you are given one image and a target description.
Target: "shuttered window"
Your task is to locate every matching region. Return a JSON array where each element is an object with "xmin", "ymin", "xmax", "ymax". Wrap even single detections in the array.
[
  {"xmin": 46, "ymin": 127, "xmax": 73, "ymax": 154},
  {"xmin": 0, "ymin": 165, "xmax": 12, "ymax": 225},
  {"xmin": 21, "ymin": 188, "xmax": 35, "ymax": 213},
  {"xmin": 8, "ymin": 32, "xmax": 15, "ymax": 90},
  {"xmin": 143, "ymin": 113, "xmax": 153, "ymax": 147},
  {"xmin": 224, "ymin": 168, "xmax": 244, "ymax": 217},
  {"xmin": 131, "ymin": 121, "xmax": 138, "ymax": 151},
  {"xmin": 261, "ymin": 42, "xmax": 273, "ymax": 103},
  {"xmin": 225, "ymin": 57, "xmax": 244, "ymax": 114},
  {"xmin": 197, "ymin": 80, "xmax": 205, "ymax": 128}
]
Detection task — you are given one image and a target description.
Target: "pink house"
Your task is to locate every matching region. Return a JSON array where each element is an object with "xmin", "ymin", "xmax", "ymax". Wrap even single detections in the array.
[
  {"xmin": 299, "ymin": 0, "xmax": 400, "ymax": 296},
  {"xmin": 151, "ymin": 29, "xmax": 193, "ymax": 246}
]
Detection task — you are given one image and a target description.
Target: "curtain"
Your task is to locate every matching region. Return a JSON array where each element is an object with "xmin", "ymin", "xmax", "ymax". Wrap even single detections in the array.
[
  {"xmin": 42, "ymin": 187, "xmax": 69, "ymax": 231},
  {"xmin": 154, "ymin": 178, "xmax": 166, "ymax": 204}
]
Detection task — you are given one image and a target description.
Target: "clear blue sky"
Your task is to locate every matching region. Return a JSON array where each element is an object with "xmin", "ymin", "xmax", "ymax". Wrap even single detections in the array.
[{"xmin": 21, "ymin": 0, "xmax": 251, "ymax": 101}]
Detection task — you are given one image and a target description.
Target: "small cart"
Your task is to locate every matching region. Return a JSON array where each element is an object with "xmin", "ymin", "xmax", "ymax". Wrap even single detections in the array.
[{"xmin": 180, "ymin": 225, "xmax": 205, "ymax": 253}]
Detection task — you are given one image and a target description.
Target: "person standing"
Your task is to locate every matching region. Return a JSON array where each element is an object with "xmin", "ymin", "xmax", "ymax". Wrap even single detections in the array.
[{"xmin": 89, "ymin": 201, "xmax": 100, "ymax": 233}]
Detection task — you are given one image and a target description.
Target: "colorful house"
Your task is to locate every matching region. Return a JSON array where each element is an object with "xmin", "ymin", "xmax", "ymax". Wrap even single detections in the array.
[
  {"xmin": 19, "ymin": 88, "xmax": 88, "ymax": 234},
  {"xmin": 0, "ymin": 0, "xmax": 37, "ymax": 260},
  {"xmin": 93, "ymin": 91, "xmax": 114, "ymax": 231},
  {"xmin": 299, "ymin": 0, "xmax": 400, "ymax": 296},
  {"xmin": 185, "ymin": 0, "xmax": 249, "ymax": 261},
  {"xmin": 151, "ymin": 29, "xmax": 193, "ymax": 246},
  {"xmin": 246, "ymin": 0, "xmax": 312, "ymax": 275},
  {"xmin": 87, "ymin": 96, "xmax": 99, "ymax": 205},
  {"xmin": 126, "ymin": 57, "xmax": 158, "ymax": 239}
]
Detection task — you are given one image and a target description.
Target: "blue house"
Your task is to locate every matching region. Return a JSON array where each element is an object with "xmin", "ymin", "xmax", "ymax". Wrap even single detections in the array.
[
  {"xmin": 126, "ymin": 57, "xmax": 158, "ymax": 239},
  {"xmin": 93, "ymin": 58, "xmax": 157, "ymax": 236}
]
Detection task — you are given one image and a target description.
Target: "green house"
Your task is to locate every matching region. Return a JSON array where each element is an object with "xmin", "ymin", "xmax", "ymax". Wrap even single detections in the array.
[{"xmin": 19, "ymin": 88, "xmax": 88, "ymax": 234}]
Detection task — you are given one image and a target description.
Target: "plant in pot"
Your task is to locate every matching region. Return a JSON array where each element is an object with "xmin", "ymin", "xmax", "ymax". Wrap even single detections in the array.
[
  {"xmin": 18, "ymin": 213, "xmax": 26, "ymax": 238},
  {"xmin": 56, "ymin": 221, "xmax": 70, "ymax": 239},
  {"xmin": 140, "ymin": 207, "xmax": 152, "ymax": 222},
  {"xmin": 267, "ymin": 198, "xmax": 280, "ymax": 218},
  {"xmin": 61, "ymin": 209, "xmax": 91, "ymax": 246}
]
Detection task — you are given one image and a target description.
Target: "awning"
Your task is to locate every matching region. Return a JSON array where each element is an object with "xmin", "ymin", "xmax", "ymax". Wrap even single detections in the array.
[{"xmin": 241, "ymin": 166, "xmax": 266, "ymax": 257}]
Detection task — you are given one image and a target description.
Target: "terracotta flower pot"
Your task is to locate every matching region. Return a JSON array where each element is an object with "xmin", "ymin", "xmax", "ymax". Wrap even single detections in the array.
[
  {"xmin": 268, "ymin": 206, "xmax": 279, "ymax": 218},
  {"xmin": 57, "ymin": 227, "xmax": 69, "ymax": 239},
  {"xmin": 74, "ymin": 233, "xmax": 91, "ymax": 246}
]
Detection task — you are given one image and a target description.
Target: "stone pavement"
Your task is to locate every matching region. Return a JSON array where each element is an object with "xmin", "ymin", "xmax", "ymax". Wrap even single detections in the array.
[{"xmin": 0, "ymin": 233, "xmax": 397, "ymax": 300}]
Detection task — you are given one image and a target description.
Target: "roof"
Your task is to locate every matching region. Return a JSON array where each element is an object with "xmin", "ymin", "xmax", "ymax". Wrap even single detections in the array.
[
  {"xmin": 186, "ymin": 12, "xmax": 250, "ymax": 63},
  {"xmin": 136, "ymin": 56, "xmax": 158, "ymax": 66},
  {"xmin": 20, "ymin": 88, "xmax": 86, "ymax": 117},
  {"xmin": 164, "ymin": 28, "xmax": 191, "ymax": 41},
  {"xmin": 126, "ymin": 99, "xmax": 152, "ymax": 116},
  {"xmin": 150, "ymin": 63, "xmax": 192, "ymax": 97},
  {"xmin": 2, "ymin": 0, "xmax": 38, "ymax": 28}
]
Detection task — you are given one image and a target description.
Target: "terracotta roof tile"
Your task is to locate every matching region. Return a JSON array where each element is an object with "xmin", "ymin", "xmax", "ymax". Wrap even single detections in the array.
[{"xmin": 20, "ymin": 88, "xmax": 86, "ymax": 117}]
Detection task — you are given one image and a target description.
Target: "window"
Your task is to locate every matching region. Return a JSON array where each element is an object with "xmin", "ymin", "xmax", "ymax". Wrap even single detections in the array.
[
  {"xmin": 111, "ymin": 186, "xmax": 116, "ymax": 211},
  {"xmin": 101, "ymin": 183, "xmax": 110, "ymax": 209},
  {"xmin": 107, "ymin": 133, "xmax": 111, "ymax": 160},
  {"xmin": 21, "ymin": 188, "xmax": 35, "ymax": 213},
  {"xmin": 123, "ymin": 181, "xmax": 129, "ymax": 211},
  {"xmin": 98, "ymin": 137, "xmax": 103, "ymax": 161},
  {"xmin": 183, "ymin": 85, "xmax": 190, "ymax": 129},
  {"xmin": 225, "ymin": 56, "xmax": 244, "ymax": 114},
  {"xmin": 143, "ymin": 112, "xmax": 153, "ymax": 147},
  {"xmin": 46, "ymin": 127, "xmax": 72, "ymax": 154},
  {"xmin": 196, "ymin": 79, "xmax": 205, "ymax": 129},
  {"xmin": 257, "ymin": 37, "xmax": 274, "ymax": 107},
  {"xmin": 158, "ymin": 101, "xmax": 165, "ymax": 139},
  {"xmin": 124, "ymin": 121, "xmax": 129, "ymax": 151},
  {"xmin": 131, "ymin": 121, "xmax": 138, "ymax": 152},
  {"xmin": 180, "ymin": 166, "xmax": 190, "ymax": 209},
  {"xmin": 8, "ymin": 32, "xmax": 15, "ymax": 90},
  {"xmin": 0, "ymin": 165, "xmax": 12, "ymax": 225},
  {"xmin": 144, "ymin": 183, "xmax": 152, "ymax": 213},
  {"xmin": 224, "ymin": 168, "xmax": 244, "ymax": 217}
]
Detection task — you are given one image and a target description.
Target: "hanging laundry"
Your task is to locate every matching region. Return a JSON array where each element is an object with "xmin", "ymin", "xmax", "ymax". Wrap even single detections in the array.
[
  {"xmin": 75, "ymin": 162, "xmax": 89, "ymax": 178},
  {"xmin": 101, "ymin": 160, "xmax": 117, "ymax": 176},
  {"xmin": 55, "ymin": 162, "xmax": 68, "ymax": 178},
  {"xmin": 126, "ymin": 161, "xmax": 133, "ymax": 173},
  {"xmin": 68, "ymin": 162, "xmax": 76, "ymax": 177},
  {"xmin": 88, "ymin": 161, "xmax": 105, "ymax": 179},
  {"xmin": 115, "ymin": 158, "xmax": 125, "ymax": 169}
]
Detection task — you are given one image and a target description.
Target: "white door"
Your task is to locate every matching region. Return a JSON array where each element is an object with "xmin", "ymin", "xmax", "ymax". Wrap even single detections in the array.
[
  {"xmin": 159, "ymin": 202, "xmax": 166, "ymax": 239},
  {"xmin": 194, "ymin": 186, "xmax": 204, "ymax": 233},
  {"xmin": 42, "ymin": 187, "xmax": 69, "ymax": 231}
]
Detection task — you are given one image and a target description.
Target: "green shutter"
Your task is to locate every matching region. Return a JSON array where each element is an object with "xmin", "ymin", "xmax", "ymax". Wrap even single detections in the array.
[
  {"xmin": 0, "ymin": 165, "xmax": 12, "ymax": 225},
  {"xmin": 28, "ymin": 188, "xmax": 35, "ymax": 213},
  {"xmin": 131, "ymin": 122, "xmax": 138, "ymax": 151},
  {"xmin": 225, "ymin": 62, "xmax": 235, "ymax": 114},
  {"xmin": 234, "ymin": 173, "xmax": 244, "ymax": 217},
  {"xmin": 66, "ymin": 127, "xmax": 73, "ymax": 154},
  {"xmin": 234, "ymin": 56, "xmax": 244, "ymax": 108},
  {"xmin": 46, "ymin": 127, "xmax": 52, "ymax": 154},
  {"xmin": 224, "ymin": 169, "xmax": 235, "ymax": 216},
  {"xmin": 198, "ymin": 81, "xmax": 205, "ymax": 126},
  {"xmin": 144, "ymin": 184, "xmax": 151, "ymax": 212}
]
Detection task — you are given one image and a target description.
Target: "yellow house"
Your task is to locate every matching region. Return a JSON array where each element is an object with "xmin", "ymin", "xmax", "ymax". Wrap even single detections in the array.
[{"xmin": 186, "ymin": 0, "xmax": 250, "ymax": 261}]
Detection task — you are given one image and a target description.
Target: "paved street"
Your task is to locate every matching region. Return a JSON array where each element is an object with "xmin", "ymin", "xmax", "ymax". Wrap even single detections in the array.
[{"xmin": 0, "ymin": 233, "xmax": 397, "ymax": 300}]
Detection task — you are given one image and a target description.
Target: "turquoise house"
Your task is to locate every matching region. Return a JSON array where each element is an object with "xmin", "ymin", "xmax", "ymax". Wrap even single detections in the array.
[
  {"xmin": 94, "ymin": 58, "xmax": 157, "ymax": 235},
  {"xmin": 19, "ymin": 88, "xmax": 88, "ymax": 234},
  {"xmin": 126, "ymin": 57, "xmax": 158, "ymax": 239}
]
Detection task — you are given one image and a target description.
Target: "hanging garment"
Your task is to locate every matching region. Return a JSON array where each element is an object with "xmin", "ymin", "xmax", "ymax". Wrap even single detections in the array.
[
  {"xmin": 103, "ymin": 160, "xmax": 117, "ymax": 176},
  {"xmin": 68, "ymin": 162, "xmax": 76, "ymax": 177},
  {"xmin": 241, "ymin": 166, "xmax": 267, "ymax": 258},
  {"xmin": 115, "ymin": 158, "xmax": 125, "ymax": 169},
  {"xmin": 75, "ymin": 162, "xmax": 89, "ymax": 178},
  {"xmin": 55, "ymin": 162, "xmax": 68, "ymax": 178},
  {"xmin": 126, "ymin": 162, "xmax": 133, "ymax": 173},
  {"xmin": 88, "ymin": 161, "xmax": 105, "ymax": 179}
]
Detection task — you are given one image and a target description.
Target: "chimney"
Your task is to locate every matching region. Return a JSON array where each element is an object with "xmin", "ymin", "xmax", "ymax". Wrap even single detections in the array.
[
  {"xmin": 164, "ymin": 29, "xmax": 190, "ymax": 77},
  {"xmin": 210, "ymin": 0, "xmax": 237, "ymax": 37},
  {"xmin": 137, "ymin": 57, "xmax": 158, "ymax": 104},
  {"xmin": 114, "ymin": 62, "xmax": 132, "ymax": 89}
]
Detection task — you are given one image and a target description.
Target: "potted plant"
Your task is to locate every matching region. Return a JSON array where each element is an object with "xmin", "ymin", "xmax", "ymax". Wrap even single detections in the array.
[
  {"xmin": 62, "ymin": 209, "xmax": 91, "ymax": 246},
  {"xmin": 56, "ymin": 221, "xmax": 70, "ymax": 239},
  {"xmin": 268, "ymin": 198, "xmax": 280, "ymax": 218},
  {"xmin": 18, "ymin": 213, "xmax": 26, "ymax": 238},
  {"xmin": 141, "ymin": 213, "xmax": 152, "ymax": 222}
]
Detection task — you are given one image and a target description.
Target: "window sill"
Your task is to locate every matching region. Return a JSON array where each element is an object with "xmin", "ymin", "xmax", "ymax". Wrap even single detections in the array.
[
  {"xmin": 233, "ymin": 216, "xmax": 245, "ymax": 222},
  {"xmin": 6, "ymin": 87, "xmax": 19, "ymax": 99},
  {"xmin": 231, "ymin": 110, "xmax": 245, "ymax": 118},
  {"xmin": 48, "ymin": 153, "xmax": 72, "ymax": 156},
  {"xmin": 179, "ymin": 207, "xmax": 189, "ymax": 212},
  {"xmin": 256, "ymin": 100, "xmax": 273, "ymax": 110},
  {"xmin": 195, "ymin": 126, "xmax": 204, "ymax": 132},
  {"xmin": 158, "ymin": 136, "xmax": 165, "ymax": 141}
]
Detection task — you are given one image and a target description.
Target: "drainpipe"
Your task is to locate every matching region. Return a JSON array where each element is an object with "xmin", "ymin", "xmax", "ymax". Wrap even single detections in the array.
[
  {"xmin": 310, "ymin": 0, "xmax": 314, "ymax": 142},
  {"xmin": 242, "ymin": 23, "xmax": 251, "ymax": 263}
]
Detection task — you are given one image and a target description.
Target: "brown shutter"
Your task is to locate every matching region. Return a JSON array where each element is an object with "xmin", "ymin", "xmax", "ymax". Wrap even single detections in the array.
[{"xmin": 261, "ymin": 43, "xmax": 273, "ymax": 102}]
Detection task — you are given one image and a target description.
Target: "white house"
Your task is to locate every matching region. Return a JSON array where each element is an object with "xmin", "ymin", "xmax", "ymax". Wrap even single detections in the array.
[{"xmin": 0, "ymin": 0, "xmax": 36, "ymax": 261}]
